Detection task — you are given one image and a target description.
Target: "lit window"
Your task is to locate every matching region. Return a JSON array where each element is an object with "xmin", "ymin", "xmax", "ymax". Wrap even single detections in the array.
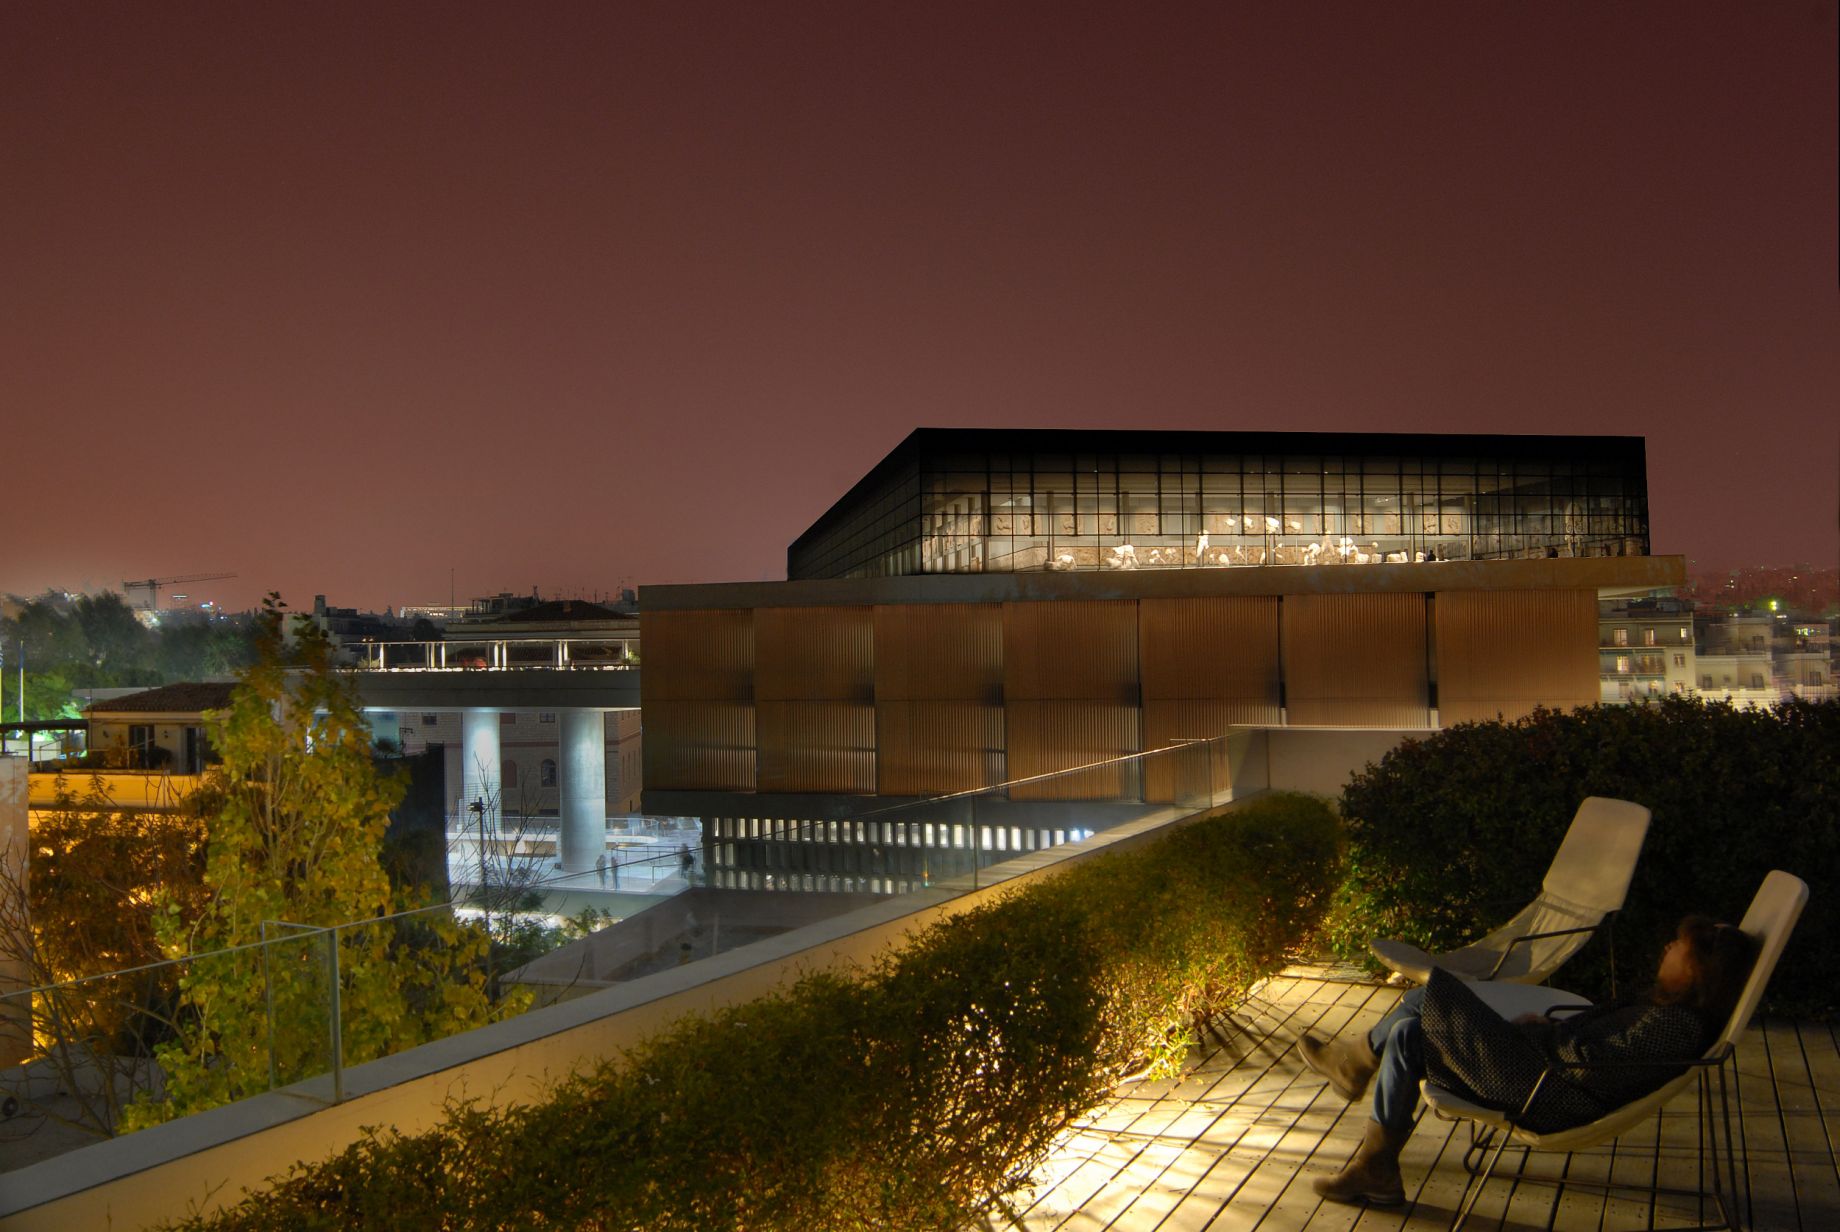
[
  {"xmin": 1642, "ymin": 629, "xmax": 1657, "ymax": 646},
  {"xmin": 1615, "ymin": 656, "xmax": 1631, "ymax": 674},
  {"xmin": 1612, "ymin": 628, "xmax": 1629, "ymax": 646},
  {"xmin": 1673, "ymin": 654, "xmax": 1685, "ymax": 667},
  {"xmin": 540, "ymin": 759, "xmax": 556, "ymax": 787}
]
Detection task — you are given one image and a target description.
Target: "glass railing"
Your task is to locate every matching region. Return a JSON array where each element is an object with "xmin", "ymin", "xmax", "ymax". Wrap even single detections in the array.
[
  {"xmin": 0, "ymin": 901, "xmax": 505, "ymax": 1151},
  {"xmin": 0, "ymin": 737, "xmax": 1235, "ymax": 1156}
]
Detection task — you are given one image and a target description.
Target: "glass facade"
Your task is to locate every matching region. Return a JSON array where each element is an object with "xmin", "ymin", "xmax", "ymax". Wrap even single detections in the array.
[{"xmin": 788, "ymin": 430, "xmax": 1650, "ymax": 580}]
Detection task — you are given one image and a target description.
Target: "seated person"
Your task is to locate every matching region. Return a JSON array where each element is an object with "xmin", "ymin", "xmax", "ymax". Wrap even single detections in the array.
[{"xmin": 1300, "ymin": 915, "xmax": 1757, "ymax": 1206}]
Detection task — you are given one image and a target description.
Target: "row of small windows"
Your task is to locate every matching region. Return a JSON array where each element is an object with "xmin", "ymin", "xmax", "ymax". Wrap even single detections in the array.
[
  {"xmin": 706, "ymin": 815, "xmax": 1088, "ymax": 852},
  {"xmin": 708, "ymin": 869, "xmax": 927, "ymax": 895}
]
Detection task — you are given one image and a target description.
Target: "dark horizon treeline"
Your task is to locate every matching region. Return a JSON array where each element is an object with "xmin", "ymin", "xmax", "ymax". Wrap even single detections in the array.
[{"xmin": 0, "ymin": 590, "xmax": 262, "ymax": 719}]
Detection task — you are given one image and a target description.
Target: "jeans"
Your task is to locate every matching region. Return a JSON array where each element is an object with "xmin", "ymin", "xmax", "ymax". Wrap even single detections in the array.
[{"xmin": 1365, "ymin": 986, "xmax": 1427, "ymax": 1132}]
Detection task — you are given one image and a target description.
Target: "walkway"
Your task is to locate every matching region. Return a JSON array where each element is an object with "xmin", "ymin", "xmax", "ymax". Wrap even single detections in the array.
[{"xmin": 1011, "ymin": 964, "xmax": 1838, "ymax": 1231}]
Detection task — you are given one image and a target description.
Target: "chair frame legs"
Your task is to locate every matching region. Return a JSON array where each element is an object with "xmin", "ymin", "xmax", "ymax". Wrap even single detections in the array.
[{"xmin": 1445, "ymin": 1053, "xmax": 1748, "ymax": 1232}]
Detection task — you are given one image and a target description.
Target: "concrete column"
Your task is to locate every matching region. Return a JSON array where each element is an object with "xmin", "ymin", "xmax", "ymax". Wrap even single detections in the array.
[
  {"xmin": 558, "ymin": 708, "xmax": 606, "ymax": 873},
  {"xmin": 460, "ymin": 709, "xmax": 501, "ymax": 829}
]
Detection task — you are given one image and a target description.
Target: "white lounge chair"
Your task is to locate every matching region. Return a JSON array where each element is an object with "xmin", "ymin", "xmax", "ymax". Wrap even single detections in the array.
[
  {"xmin": 1424, "ymin": 868, "xmax": 1809, "ymax": 1231},
  {"xmin": 1370, "ymin": 796, "xmax": 1651, "ymax": 987}
]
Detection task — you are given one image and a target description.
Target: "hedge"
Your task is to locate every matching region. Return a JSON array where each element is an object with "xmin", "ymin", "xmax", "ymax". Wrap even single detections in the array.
[
  {"xmin": 165, "ymin": 792, "xmax": 1342, "ymax": 1232},
  {"xmin": 1325, "ymin": 698, "xmax": 1838, "ymax": 1016}
]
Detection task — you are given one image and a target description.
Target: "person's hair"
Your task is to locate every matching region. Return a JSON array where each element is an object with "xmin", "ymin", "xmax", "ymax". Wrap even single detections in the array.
[{"xmin": 1653, "ymin": 914, "xmax": 1758, "ymax": 1025}]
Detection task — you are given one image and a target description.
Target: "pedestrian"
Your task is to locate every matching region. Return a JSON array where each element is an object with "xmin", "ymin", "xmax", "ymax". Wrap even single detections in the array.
[{"xmin": 595, "ymin": 852, "xmax": 608, "ymax": 886}]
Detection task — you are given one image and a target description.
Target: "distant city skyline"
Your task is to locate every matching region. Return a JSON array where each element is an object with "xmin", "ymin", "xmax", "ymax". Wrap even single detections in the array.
[{"xmin": 5, "ymin": 3, "xmax": 1835, "ymax": 613}]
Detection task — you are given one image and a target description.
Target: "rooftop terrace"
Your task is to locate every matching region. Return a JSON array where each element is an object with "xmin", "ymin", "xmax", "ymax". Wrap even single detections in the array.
[{"xmin": 1012, "ymin": 964, "xmax": 1836, "ymax": 1231}]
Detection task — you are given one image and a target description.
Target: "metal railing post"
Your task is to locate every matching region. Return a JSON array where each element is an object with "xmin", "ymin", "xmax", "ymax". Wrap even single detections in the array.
[
  {"xmin": 326, "ymin": 926, "xmax": 344, "ymax": 1104},
  {"xmin": 261, "ymin": 921, "xmax": 277, "ymax": 1092}
]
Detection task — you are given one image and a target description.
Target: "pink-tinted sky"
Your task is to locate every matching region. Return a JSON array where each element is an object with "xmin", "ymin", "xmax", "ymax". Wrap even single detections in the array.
[{"xmin": 5, "ymin": 2, "xmax": 1835, "ymax": 613}]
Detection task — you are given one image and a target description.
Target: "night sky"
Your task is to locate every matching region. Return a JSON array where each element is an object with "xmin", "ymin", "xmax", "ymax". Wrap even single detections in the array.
[{"xmin": 5, "ymin": 3, "xmax": 1835, "ymax": 613}]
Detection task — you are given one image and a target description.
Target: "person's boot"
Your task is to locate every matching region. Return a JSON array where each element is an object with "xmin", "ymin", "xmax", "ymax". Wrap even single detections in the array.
[
  {"xmin": 1299, "ymin": 1031, "xmax": 1381, "ymax": 1101},
  {"xmin": 1313, "ymin": 1118, "xmax": 1409, "ymax": 1206}
]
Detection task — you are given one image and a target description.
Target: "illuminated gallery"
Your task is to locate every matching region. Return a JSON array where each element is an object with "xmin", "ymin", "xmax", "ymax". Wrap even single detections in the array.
[{"xmin": 640, "ymin": 429, "xmax": 1680, "ymax": 889}]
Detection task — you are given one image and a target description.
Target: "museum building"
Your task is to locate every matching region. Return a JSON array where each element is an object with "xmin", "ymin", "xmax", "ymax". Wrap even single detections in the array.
[{"xmin": 640, "ymin": 429, "xmax": 1680, "ymax": 891}]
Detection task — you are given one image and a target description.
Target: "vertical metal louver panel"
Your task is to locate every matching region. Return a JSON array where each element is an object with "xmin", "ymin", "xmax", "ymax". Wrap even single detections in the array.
[
  {"xmin": 1006, "ymin": 700, "xmax": 1141, "ymax": 800},
  {"xmin": 875, "ymin": 699, "xmax": 1006, "ymax": 796},
  {"xmin": 643, "ymin": 700, "xmax": 756, "ymax": 792},
  {"xmin": 755, "ymin": 607, "xmax": 875, "ymax": 702},
  {"xmin": 1281, "ymin": 593, "xmax": 1432, "ymax": 728},
  {"xmin": 1000, "ymin": 600, "xmax": 1141, "ymax": 799},
  {"xmin": 872, "ymin": 604, "xmax": 1003, "ymax": 701},
  {"xmin": 640, "ymin": 610, "xmax": 755, "ymax": 701},
  {"xmin": 1141, "ymin": 700, "xmax": 1247, "ymax": 802},
  {"xmin": 1002, "ymin": 600, "xmax": 1139, "ymax": 703},
  {"xmin": 641, "ymin": 610, "xmax": 757, "ymax": 791},
  {"xmin": 874, "ymin": 604, "xmax": 1005, "ymax": 795},
  {"xmin": 755, "ymin": 607, "xmax": 876, "ymax": 793},
  {"xmin": 1435, "ymin": 589, "xmax": 1599, "ymax": 724},
  {"xmin": 1139, "ymin": 596, "xmax": 1282, "ymax": 712},
  {"xmin": 1138, "ymin": 597, "xmax": 1279, "ymax": 801},
  {"xmin": 755, "ymin": 701, "xmax": 876, "ymax": 794}
]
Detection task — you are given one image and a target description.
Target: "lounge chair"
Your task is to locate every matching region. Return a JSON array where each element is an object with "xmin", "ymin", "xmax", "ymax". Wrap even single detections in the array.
[
  {"xmin": 1424, "ymin": 868, "xmax": 1808, "ymax": 1231},
  {"xmin": 1370, "ymin": 796, "xmax": 1651, "ymax": 987}
]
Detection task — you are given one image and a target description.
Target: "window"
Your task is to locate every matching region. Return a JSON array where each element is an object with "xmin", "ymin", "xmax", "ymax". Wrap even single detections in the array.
[
  {"xmin": 1673, "ymin": 654, "xmax": 1685, "ymax": 667},
  {"xmin": 1750, "ymin": 674, "xmax": 1765, "ymax": 689},
  {"xmin": 1679, "ymin": 626, "xmax": 1691, "ymax": 642},
  {"xmin": 1642, "ymin": 628, "xmax": 1657, "ymax": 646},
  {"xmin": 502, "ymin": 713, "xmax": 517, "ymax": 726},
  {"xmin": 502, "ymin": 759, "xmax": 518, "ymax": 788},
  {"xmin": 539, "ymin": 712, "xmax": 556, "ymax": 724},
  {"xmin": 1615, "ymin": 655, "xmax": 1631, "ymax": 674},
  {"xmin": 422, "ymin": 714, "xmax": 438, "ymax": 727},
  {"xmin": 1701, "ymin": 675, "xmax": 1714, "ymax": 688},
  {"xmin": 1612, "ymin": 628, "xmax": 1629, "ymax": 646},
  {"xmin": 540, "ymin": 759, "xmax": 557, "ymax": 787}
]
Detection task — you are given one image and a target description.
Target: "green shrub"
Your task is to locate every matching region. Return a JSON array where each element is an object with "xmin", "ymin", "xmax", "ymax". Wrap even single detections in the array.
[
  {"xmin": 164, "ymin": 792, "xmax": 1341, "ymax": 1232},
  {"xmin": 1325, "ymin": 698, "xmax": 1838, "ymax": 1016}
]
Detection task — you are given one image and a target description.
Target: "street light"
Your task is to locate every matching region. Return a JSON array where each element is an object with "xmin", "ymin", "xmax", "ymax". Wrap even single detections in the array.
[{"xmin": 467, "ymin": 796, "xmax": 491, "ymax": 944}]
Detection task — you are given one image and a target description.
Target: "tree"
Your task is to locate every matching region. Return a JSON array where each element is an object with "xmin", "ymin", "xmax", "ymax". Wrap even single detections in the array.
[
  {"xmin": 0, "ymin": 777, "xmax": 207, "ymax": 1136},
  {"xmin": 124, "ymin": 597, "xmax": 507, "ymax": 1129}
]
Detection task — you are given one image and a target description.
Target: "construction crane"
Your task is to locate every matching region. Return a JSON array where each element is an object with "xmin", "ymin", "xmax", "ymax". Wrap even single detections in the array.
[{"xmin": 122, "ymin": 572, "xmax": 237, "ymax": 611}]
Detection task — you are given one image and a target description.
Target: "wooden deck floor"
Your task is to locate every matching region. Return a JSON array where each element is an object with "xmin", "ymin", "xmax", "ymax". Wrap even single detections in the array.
[{"xmin": 1008, "ymin": 966, "xmax": 1838, "ymax": 1232}]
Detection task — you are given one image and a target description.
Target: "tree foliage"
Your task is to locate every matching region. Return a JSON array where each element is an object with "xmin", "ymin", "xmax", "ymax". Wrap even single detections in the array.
[
  {"xmin": 0, "ymin": 778, "xmax": 209, "ymax": 1135},
  {"xmin": 0, "ymin": 590, "xmax": 261, "ymax": 720},
  {"xmin": 25, "ymin": 776, "xmax": 209, "ymax": 984},
  {"xmin": 124, "ymin": 598, "xmax": 505, "ymax": 1129}
]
